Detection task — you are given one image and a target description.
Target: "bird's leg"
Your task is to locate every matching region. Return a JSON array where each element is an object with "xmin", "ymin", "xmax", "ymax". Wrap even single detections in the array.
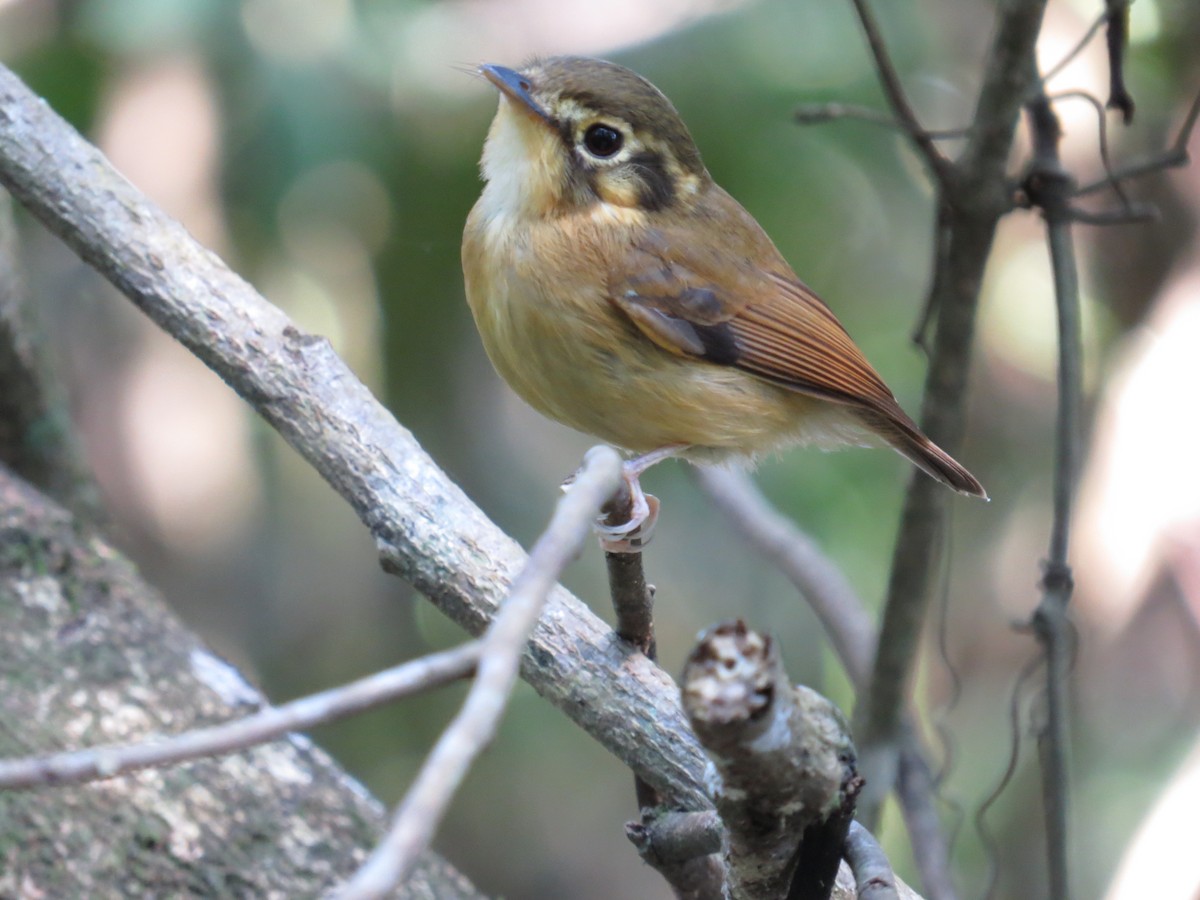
[{"xmin": 589, "ymin": 445, "xmax": 686, "ymax": 553}]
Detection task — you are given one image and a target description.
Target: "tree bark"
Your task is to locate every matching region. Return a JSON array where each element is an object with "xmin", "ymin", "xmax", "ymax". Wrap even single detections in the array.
[{"xmin": 0, "ymin": 464, "xmax": 481, "ymax": 899}]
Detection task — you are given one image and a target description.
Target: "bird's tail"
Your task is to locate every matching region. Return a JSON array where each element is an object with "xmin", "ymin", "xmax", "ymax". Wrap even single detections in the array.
[{"xmin": 858, "ymin": 406, "xmax": 987, "ymax": 499}]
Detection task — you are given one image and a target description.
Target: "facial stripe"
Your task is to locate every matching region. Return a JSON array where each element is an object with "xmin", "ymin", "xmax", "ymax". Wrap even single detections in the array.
[{"xmin": 628, "ymin": 151, "xmax": 675, "ymax": 212}]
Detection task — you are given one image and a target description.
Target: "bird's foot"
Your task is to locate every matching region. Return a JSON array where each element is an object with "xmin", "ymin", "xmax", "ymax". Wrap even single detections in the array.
[
  {"xmin": 562, "ymin": 458, "xmax": 662, "ymax": 553},
  {"xmin": 596, "ymin": 489, "xmax": 660, "ymax": 553}
]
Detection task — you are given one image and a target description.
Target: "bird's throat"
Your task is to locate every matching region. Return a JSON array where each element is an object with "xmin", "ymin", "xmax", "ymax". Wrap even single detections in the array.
[{"xmin": 479, "ymin": 100, "xmax": 567, "ymax": 221}]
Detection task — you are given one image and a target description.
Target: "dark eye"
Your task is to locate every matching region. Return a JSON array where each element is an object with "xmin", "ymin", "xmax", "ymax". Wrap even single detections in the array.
[{"xmin": 583, "ymin": 123, "xmax": 623, "ymax": 158}]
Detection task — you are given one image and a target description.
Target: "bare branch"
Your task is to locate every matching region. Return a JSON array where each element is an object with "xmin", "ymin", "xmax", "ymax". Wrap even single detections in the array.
[
  {"xmin": 1074, "ymin": 87, "xmax": 1200, "ymax": 196},
  {"xmin": 627, "ymin": 810, "xmax": 724, "ymax": 864},
  {"xmin": 896, "ymin": 744, "xmax": 959, "ymax": 900},
  {"xmin": 626, "ymin": 808, "xmax": 727, "ymax": 899},
  {"xmin": 338, "ymin": 446, "xmax": 623, "ymax": 898},
  {"xmin": 694, "ymin": 467, "xmax": 957, "ymax": 897},
  {"xmin": 0, "ymin": 62, "xmax": 713, "ymax": 813},
  {"xmin": 682, "ymin": 621, "xmax": 855, "ymax": 898},
  {"xmin": 0, "ymin": 644, "xmax": 478, "ymax": 790},
  {"xmin": 692, "ymin": 467, "xmax": 874, "ymax": 687},
  {"xmin": 603, "ymin": 527, "xmax": 667, "ymax": 829},
  {"xmin": 794, "ymin": 103, "xmax": 969, "ymax": 140},
  {"xmin": 857, "ymin": 0, "xmax": 1051, "ymax": 827},
  {"xmin": 1104, "ymin": 0, "xmax": 1136, "ymax": 123},
  {"xmin": 844, "ymin": 821, "xmax": 901, "ymax": 900},
  {"xmin": 604, "ymin": 549, "xmax": 657, "ymax": 660},
  {"xmin": 1023, "ymin": 82, "xmax": 1083, "ymax": 900},
  {"xmin": 847, "ymin": 0, "xmax": 953, "ymax": 185}
]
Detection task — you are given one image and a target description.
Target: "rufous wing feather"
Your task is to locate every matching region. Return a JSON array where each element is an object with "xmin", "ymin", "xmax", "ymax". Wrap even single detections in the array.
[{"xmin": 610, "ymin": 210, "xmax": 985, "ymax": 497}]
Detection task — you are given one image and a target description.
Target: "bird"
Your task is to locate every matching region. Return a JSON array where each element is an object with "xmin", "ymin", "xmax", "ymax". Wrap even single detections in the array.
[{"xmin": 461, "ymin": 56, "xmax": 984, "ymax": 550}]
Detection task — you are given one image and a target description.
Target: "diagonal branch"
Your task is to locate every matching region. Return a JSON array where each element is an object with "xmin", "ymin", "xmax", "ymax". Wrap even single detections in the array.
[
  {"xmin": 0, "ymin": 644, "xmax": 478, "ymax": 790},
  {"xmin": 0, "ymin": 62, "xmax": 712, "ymax": 813},
  {"xmin": 1074, "ymin": 87, "xmax": 1200, "ymax": 196},
  {"xmin": 847, "ymin": 0, "xmax": 953, "ymax": 186},
  {"xmin": 339, "ymin": 447, "xmax": 623, "ymax": 898}
]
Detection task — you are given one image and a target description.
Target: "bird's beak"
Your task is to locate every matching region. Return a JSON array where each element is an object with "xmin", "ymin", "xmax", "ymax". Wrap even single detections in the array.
[{"xmin": 480, "ymin": 64, "xmax": 554, "ymax": 127}]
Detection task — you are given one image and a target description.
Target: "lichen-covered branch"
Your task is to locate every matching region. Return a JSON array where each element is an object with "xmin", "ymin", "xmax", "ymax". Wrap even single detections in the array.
[
  {"xmin": 681, "ymin": 621, "xmax": 856, "ymax": 899},
  {"xmin": 0, "ymin": 464, "xmax": 481, "ymax": 899}
]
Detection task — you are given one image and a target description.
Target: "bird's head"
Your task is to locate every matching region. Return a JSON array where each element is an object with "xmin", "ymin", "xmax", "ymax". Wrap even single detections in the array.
[{"xmin": 476, "ymin": 56, "xmax": 709, "ymax": 220}]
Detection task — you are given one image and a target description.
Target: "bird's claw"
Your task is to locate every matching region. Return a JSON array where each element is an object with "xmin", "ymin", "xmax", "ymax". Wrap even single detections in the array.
[
  {"xmin": 596, "ymin": 493, "xmax": 659, "ymax": 553},
  {"xmin": 563, "ymin": 460, "xmax": 660, "ymax": 552}
]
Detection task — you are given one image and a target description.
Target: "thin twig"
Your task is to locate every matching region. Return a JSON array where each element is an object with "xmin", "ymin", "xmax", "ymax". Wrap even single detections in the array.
[
  {"xmin": 337, "ymin": 446, "xmax": 623, "ymax": 898},
  {"xmin": 602, "ymin": 488, "xmax": 664, "ymax": 813},
  {"xmin": 793, "ymin": 103, "xmax": 969, "ymax": 140},
  {"xmin": 0, "ymin": 644, "xmax": 479, "ymax": 790},
  {"xmin": 1104, "ymin": 0, "xmax": 1135, "ymax": 123},
  {"xmin": 844, "ymin": 821, "xmax": 901, "ymax": 900},
  {"xmin": 1023, "ymin": 83, "xmax": 1081, "ymax": 900},
  {"xmin": 1039, "ymin": 12, "xmax": 1107, "ymax": 86},
  {"xmin": 897, "ymin": 743, "xmax": 960, "ymax": 900},
  {"xmin": 847, "ymin": 0, "xmax": 952, "ymax": 186},
  {"xmin": 693, "ymin": 467, "xmax": 874, "ymax": 685},
  {"xmin": 1074, "ymin": 87, "xmax": 1200, "ymax": 196},
  {"xmin": 604, "ymin": 544, "xmax": 662, "ymax": 816}
]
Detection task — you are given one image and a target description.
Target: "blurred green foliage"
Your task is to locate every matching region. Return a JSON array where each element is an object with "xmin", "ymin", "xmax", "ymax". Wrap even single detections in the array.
[{"xmin": 3, "ymin": 0, "xmax": 1200, "ymax": 897}]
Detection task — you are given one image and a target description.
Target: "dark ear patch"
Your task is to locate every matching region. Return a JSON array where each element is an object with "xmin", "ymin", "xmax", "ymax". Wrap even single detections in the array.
[{"xmin": 628, "ymin": 151, "xmax": 675, "ymax": 211}]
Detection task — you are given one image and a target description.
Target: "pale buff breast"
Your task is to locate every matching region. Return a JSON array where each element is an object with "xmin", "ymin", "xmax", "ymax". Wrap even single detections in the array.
[{"xmin": 463, "ymin": 201, "xmax": 874, "ymax": 460}]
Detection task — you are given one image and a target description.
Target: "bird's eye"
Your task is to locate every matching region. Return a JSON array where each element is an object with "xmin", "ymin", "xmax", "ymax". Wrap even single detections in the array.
[{"xmin": 582, "ymin": 123, "xmax": 624, "ymax": 158}]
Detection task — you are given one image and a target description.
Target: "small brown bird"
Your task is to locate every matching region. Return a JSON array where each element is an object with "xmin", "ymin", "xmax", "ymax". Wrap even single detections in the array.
[{"xmin": 462, "ymin": 56, "xmax": 984, "ymax": 548}]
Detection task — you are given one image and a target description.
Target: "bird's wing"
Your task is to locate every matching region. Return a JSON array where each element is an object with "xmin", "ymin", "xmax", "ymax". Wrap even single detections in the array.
[
  {"xmin": 609, "ymin": 222, "xmax": 900, "ymax": 413},
  {"xmin": 607, "ymin": 215, "xmax": 986, "ymax": 498}
]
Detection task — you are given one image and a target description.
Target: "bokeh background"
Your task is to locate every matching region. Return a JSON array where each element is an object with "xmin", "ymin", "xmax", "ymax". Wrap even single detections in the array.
[{"xmin": 3, "ymin": 0, "xmax": 1199, "ymax": 897}]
